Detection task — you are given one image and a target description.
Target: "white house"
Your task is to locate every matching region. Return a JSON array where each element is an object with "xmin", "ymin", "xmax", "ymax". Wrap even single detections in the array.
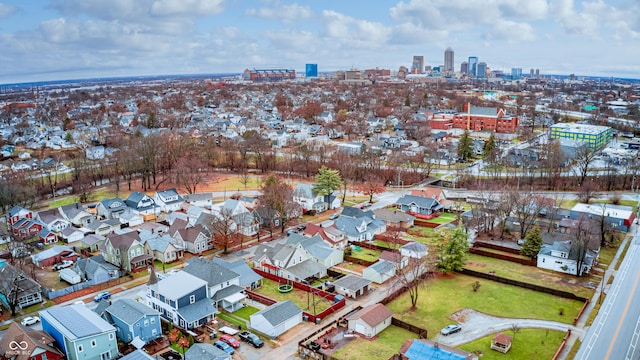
[
  {"xmin": 250, "ymin": 300, "xmax": 302, "ymax": 338},
  {"xmin": 400, "ymin": 242, "xmax": 428, "ymax": 259},
  {"xmin": 537, "ymin": 240, "xmax": 599, "ymax": 276},
  {"xmin": 346, "ymin": 303, "xmax": 393, "ymax": 338},
  {"xmin": 362, "ymin": 260, "xmax": 396, "ymax": 284},
  {"xmin": 154, "ymin": 189, "xmax": 184, "ymax": 213},
  {"xmin": 86, "ymin": 145, "xmax": 105, "ymax": 160},
  {"xmin": 293, "ymin": 183, "xmax": 340, "ymax": 214}
]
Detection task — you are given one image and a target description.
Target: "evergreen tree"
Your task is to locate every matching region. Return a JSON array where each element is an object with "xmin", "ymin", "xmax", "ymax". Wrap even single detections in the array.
[
  {"xmin": 457, "ymin": 130, "xmax": 473, "ymax": 161},
  {"xmin": 520, "ymin": 225, "xmax": 543, "ymax": 259},
  {"xmin": 483, "ymin": 132, "xmax": 496, "ymax": 157},
  {"xmin": 312, "ymin": 166, "xmax": 342, "ymax": 210},
  {"xmin": 437, "ymin": 226, "xmax": 469, "ymax": 273}
]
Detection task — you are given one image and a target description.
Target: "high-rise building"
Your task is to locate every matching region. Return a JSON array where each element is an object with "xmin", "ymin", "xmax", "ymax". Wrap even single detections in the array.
[
  {"xmin": 460, "ymin": 61, "xmax": 468, "ymax": 75},
  {"xmin": 412, "ymin": 56, "xmax": 424, "ymax": 74},
  {"xmin": 535, "ymin": 69, "xmax": 540, "ymax": 78},
  {"xmin": 444, "ymin": 47, "xmax": 454, "ymax": 75},
  {"xmin": 476, "ymin": 62, "xmax": 487, "ymax": 78},
  {"xmin": 468, "ymin": 56, "xmax": 478, "ymax": 77},
  {"xmin": 305, "ymin": 64, "xmax": 318, "ymax": 78},
  {"xmin": 530, "ymin": 68, "xmax": 535, "ymax": 78},
  {"xmin": 511, "ymin": 68, "xmax": 522, "ymax": 80}
]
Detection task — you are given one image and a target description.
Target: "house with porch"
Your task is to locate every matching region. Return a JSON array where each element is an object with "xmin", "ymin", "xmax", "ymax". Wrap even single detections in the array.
[
  {"xmin": 0, "ymin": 263, "xmax": 43, "ymax": 310},
  {"xmin": 97, "ymin": 198, "xmax": 128, "ymax": 220},
  {"xmin": 146, "ymin": 269, "xmax": 217, "ymax": 330},
  {"xmin": 6, "ymin": 205, "xmax": 34, "ymax": 226},
  {"xmin": 334, "ymin": 207, "xmax": 386, "ymax": 242},
  {"xmin": 125, "ymin": 192, "xmax": 159, "ymax": 217},
  {"xmin": 154, "ymin": 188, "xmax": 184, "ymax": 213},
  {"xmin": 211, "ymin": 199, "xmax": 259, "ymax": 237},
  {"xmin": 103, "ymin": 299, "xmax": 162, "ymax": 345},
  {"xmin": 59, "ymin": 203, "xmax": 95, "ymax": 227},
  {"xmin": 169, "ymin": 220, "xmax": 209, "ymax": 254},
  {"xmin": 73, "ymin": 254, "xmax": 120, "ymax": 283},
  {"xmin": 254, "ymin": 242, "xmax": 327, "ymax": 282},
  {"xmin": 40, "ymin": 304, "xmax": 118, "ymax": 360},
  {"xmin": 140, "ymin": 231, "xmax": 184, "ymax": 264},
  {"xmin": 102, "ymin": 231, "xmax": 152, "ymax": 273},
  {"xmin": 182, "ymin": 257, "xmax": 245, "ymax": 312},
  {"xmin": 285, "ymin": 234, "xmax": 344, "ymax": 268},
  {"xmin": 537, "ymin": 237, "xmax": 600, "ymax": 276},
  {"xmin": 37, "ymin": 208, "xmax": 71, "ymax": 233},
  {"xmin": 395, "ymin": 194, "xmax": 443, "ymax": 218}
]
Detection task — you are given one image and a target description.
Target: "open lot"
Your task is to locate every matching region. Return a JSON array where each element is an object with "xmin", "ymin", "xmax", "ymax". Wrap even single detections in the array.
[
  {"xmin": 386, "ymin": 274, "xmax": 583, "ymax": 339},
  {"xmin": 253, "ymin": 279, "xmax": 332, "ymax": 314},
  {"xmin": 333, "ymin": 325, "xmax": 418, "ymax": 360},
  {"xmin": 459, "ymin": 329, "xmax": 566, "ymax": 359},
  {"xmin": 348, "ymin": 247, "xmax": 381, "ymax": 262}
]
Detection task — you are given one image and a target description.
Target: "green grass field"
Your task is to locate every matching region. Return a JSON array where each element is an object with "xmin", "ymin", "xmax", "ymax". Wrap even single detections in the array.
[
  {"xmin": 349, "ymin": 247, "xmax": 381, "ymax": 262},
  {"xmin": 253, "ymin": 279, "xmax": 332, "ymax": 314},
  {"xmin": 233, "ymin": 306, "xmax": 260, "ymax": 320},
  {"xmin": 460, "ymin": 329, "xmax": 566, "ymax": 360},
  {"xmin": 387, "ymin": 274, "xmax": 583, "ymax": 339},
  {"xmin": 333, "ymin": 326, "xmax": 418, "ymax": 360}
]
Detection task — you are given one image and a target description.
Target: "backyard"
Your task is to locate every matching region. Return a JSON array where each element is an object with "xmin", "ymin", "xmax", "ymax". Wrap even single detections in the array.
[
  {"xmin": 386, "ymin": 273, "xmax": 584, "ymax": 339},
  {"xmin": 459, "ymin": 329, "xmax": 566, "ymax": 360},
  {"xmin": 348, "ymin": 247, "xmax": 381, "ymax": 262},
  {"xmin": 253, "ymin": 279, "xmax": 333, "ymax": 314},
  {"xmin": 333, "ymin": 326, "xmax": 418, "ymax": 360}
]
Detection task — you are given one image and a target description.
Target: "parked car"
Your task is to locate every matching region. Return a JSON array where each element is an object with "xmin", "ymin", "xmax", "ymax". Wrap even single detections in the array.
[
  {"xmin": 219, "ymin": 334, "xmax": 240, "ymax": 348},
  {"xmin": 93, "ymin": 291, "xmax": 111, "ymax": 302},
  {"xmin": 286, "ymin": 229, "xmax": 297, "ymax": 236},
  {"xmin": 239, "ymin": 331, "xmax": 264, "ymax": 348},
  {"xmin": 308, "ymin": 341, "xmax": 321, "ymax": 351},
  {"xmin": 440, "ymin": 324, "xmax": 462, "ymax": 336},
  {"xmin": 214, "ymin": 340, "xmax": 235, "ymax": 355},
  {"xmin": 296, "ymin": 224, "xmax": 307, "ymax": 231},
  {"xmin": 21, "ymin": 316, "xmax": 40, "ymax": 326},
  {"xmin": 53, "ymin": 260, "xmax": 74, "ymax": 271},
  {"xmin": 329, "ymin": 213, "xmax": 339, "ymax": 220}
]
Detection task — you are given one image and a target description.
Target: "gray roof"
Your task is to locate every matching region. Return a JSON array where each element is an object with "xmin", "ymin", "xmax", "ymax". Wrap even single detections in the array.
[
  {"xmin": 286, "ymin": 259, "xmax": 327, "ymax": 279},
  {"xmin": 401, "ymin": 242, "xmax": 428, "ymax": 252},
  {"xmin": 252, "ymin": 300, "xmax": 301, "ymax": 327},
  {"xmin": 142, "ymin": 234, "xmax": 181, "ymax": 252},
  {"xmin": 373, "ymin": 209, "xmax": 415, "ymax": 223},
  {"xmin": 178, "ymin": 298, "xmax": 217, "ymax": 323},
  {"xmin": 106, "ymin": 299, "xmax": 158, "ymax": 325},
  {"xmin": 341, "ymin": 206, "xmax": 374, "ymax": 219},
  {"xmin": 76, "ymin": 254, "xmax": 119, "ymax": 278},
  {"xmin": 183, "ymin": 257, "xmax": 240, "ymax": 287},
  {"xmin": 332, "ymin": 274, "xmax": 371, "ymax": 291},
  {"xmin": 120, "ymin": 350, "xmax": 156, "ymax": 360},
  {"xmin": 367, "ymin": 260, "xmax": 396, "ymax": 274},
  {"xmin": 286, "ymin": 235, "xmax": 335, "ymax": 260},
  {"xmin": 40, "ymin": 304, "xmax": 115, "ymax": 340},
  {"xmin": 396, "ymin": 195, "xmax": 442, "ymax": 210},
  {"xmin": 212, "ymin": 284, "xmax": 244, "ymax": 302},
  {"xmin": 211, "ymin": 258, "xmax": 262, "ymax": 288},
  {"xmin": 150, "ymin": 271, "xmax": 208, "ymax": 300},
  {"xmin": 31, "ymin": 245, "xmax": 74, "ymax": 262},
  {"xmin": 185, "ymin": 343, "xmax": 231, "ymax": 360}
]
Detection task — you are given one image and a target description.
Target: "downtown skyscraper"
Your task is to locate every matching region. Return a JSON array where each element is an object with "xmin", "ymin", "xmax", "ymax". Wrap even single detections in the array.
[{"xmin": 444, "ymin": 48, "xmax": 454, "ymax": 75}]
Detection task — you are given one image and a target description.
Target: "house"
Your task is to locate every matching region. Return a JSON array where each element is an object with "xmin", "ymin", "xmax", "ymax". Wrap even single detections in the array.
[
  {"xmin": 102, "ymin": 232, "xmax": 152, "ymax": 273},
  {"xmin": 81, "ymin": 234, "xmax": 106, "ymax": 252},
  {"xmin": 400, "ymin": 242, "xmax": 428, "ymax": 259},
  {"xmin": 59, "ymin": 203, "xmax": 95, "ymax": 227},
  {"xmin": 169, "ymin": 220, "xmax": 209, "ymax": 254},
  {"xmin": 379, "ymin": 250, "xmax": 409, "ymax": 269},
  {"xmin": 570, "ymin": 203, "xmax": 635, "ymax": 232},
  {"xmin": 40, "ymin": 304, "xmax": 118, "ymax": 360},
  {"xmin": 0, "ymin": 263, "xmax": 43, "ymax": 310},
  {"xmin": 285, "ymin": 234, "xmax": 344, "ymax": 267},
  {"xmin": 7, "ymin": 205, "xmax": 34, "ymax": 226},
  {"xmin": 120, "ymin": 350, "xmax": 157, "ymax": 360},
  {"xmin": 85, "ymin": 145, "xmax": 105, "ymax": 160},
  {"xmin": 119, "ymin": 210, "xmax": 145, "ymax": 227},
  {"xmin": 211, "ymin": 199, "xmax": 259, "ymax": 236},
  {"xmin": 249, "ymin": 300, "xmax": 302, "ymax": 338},
  {"xmin": 537, "ymin": 239, "xmax": 599, "ymax": 276},
  {"xmin": 36, "ymin": 209, "xmax": 71, "ymax": 233},
  {"xmin": 212, "ymin": 257, "xmax": 263, "ymax": 290},
  {"xmin": 182, "ymin": 192, "xmax": 213, "ymax": 208},
  {"xmin": 30, "ymin": 245, "xmax": 76, "ymax": 267},
  {"xmin": 0, "ymin": 322, "xmax": 64, "ymax": 360},
  {"xmin": 362, "ymin": 260, "xmax": 396, "ymax": 284},
  {"xmin": 11, "ymin": 218, "xmax": 44, "ymax": 238},
  {"xmin": 254, "ymin": 242, "xmax": 327, "ymax": 282},
  {"xmin": 86, "ymin": 219, "xmax": 121, "ymax": 236},
  {"xmin": 346, "ymin": 303, "xmax": 393, "ymax": 338},
  {"xmin": 182, "ymin": 257, "xmax": 245, "ymax": 312},
  {"xmin": 399, "ymin": 338, "xmax": 474, "ymax": 360},
  {"xmin": 303, "ymin": 223, "xmax": 347, "ymax": 250},
  {"xmin": 141, "ymin": 233, "xmax": 183, "ymax": 264},
  {"xmin": 293, "ymin": 183, "xmax": 340, "ymax": 214},
  {"xmin": 395, "ymin": 194, "xmax": 443, "ymax": 217},
  {"xmin": 373, "ymin": 209, "xmax": 415, "ymax": 229},
  {"xmin": 154, "ymin": 188, "xmax": 184, "ymax": 213},
  {"xmin": 335, "ymin": 207, "xmax": 386, "ymax": 242},
  {"xmin": 125, "ymin": 192, "xmax": 158, "ymax": 217},
  {"xmin": 254, "ymin": 206, "xmax": 282, "ymax": 230},
  {"xmin": 146, "ymin": 270, "xmax": 217, "ymax": 330},
  {"xmin": 97, "ymin": 198, "xmax": 128, "ymax": 220},
  {"xmin": 104, "ymin": 299, "xmax": 162, "ymax": 345},
  {"xmin": 185, "ymin": 343, "xmax": 232, "ymax": 360},
  {"xmin": 60, "ymin": 226, "xmax": 84, "ymax": 243},
  {"xmin": 332, "ymin": 275, "xmax": 371, "ymax": 299},
  {"xmin": 38, "ymin": 227, "xmax": 58, "ymax": 245},
  {"xmin": 73, "ymin": 255, "xmax": 120, "ymax": 283},
  {"xmin": 491, "ymin": 332, "xmax": 513, "ymax": 353}
]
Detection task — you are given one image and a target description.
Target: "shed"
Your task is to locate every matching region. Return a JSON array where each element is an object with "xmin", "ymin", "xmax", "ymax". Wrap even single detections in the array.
[
  {"xmin": 250, "ymin": 300, "xmax": 302, "ymax": 338},
  {"xmin": 362, "ymin": 260, "xmax": 396, "ymax": 284},
  {"xmin": 346, "ymin": 303, "xmax": 393, "ymax": 338},
  {"xmin": 332, "ymin": 275, "xmax": 371, "ymax": 299}
]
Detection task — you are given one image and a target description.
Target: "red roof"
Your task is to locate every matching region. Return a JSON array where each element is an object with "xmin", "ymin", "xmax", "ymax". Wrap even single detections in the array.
[{"xmin": 346, "ymin": 303, "xmax": 393, "ymax": 327}]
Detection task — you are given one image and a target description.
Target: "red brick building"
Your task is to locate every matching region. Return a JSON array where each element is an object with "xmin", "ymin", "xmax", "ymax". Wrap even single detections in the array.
[{"xmin": 427, "ymin": 105, "xmax": 519, "ymax": 133}]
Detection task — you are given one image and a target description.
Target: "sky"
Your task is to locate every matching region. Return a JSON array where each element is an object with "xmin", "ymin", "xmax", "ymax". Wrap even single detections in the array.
[{"xmin": 0, "ymin": 0, "xmax": 638, "ymax": 84}]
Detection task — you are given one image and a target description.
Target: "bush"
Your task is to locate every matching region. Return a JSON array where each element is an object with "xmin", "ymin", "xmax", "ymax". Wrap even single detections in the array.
[{"xmin": 472, "ymin": 281, "xmax": 481, "ymax": 292}]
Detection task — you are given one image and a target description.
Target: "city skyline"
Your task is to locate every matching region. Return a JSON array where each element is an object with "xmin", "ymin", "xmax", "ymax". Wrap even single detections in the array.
[{"xmin": 0, "ymin": 0, "xmax": 638, "ymax": 84}]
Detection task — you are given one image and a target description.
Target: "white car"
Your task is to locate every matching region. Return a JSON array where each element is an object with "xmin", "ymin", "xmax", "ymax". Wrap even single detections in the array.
[
  {"xmin": 21, "ymin": 316, "xmax": 40, "ymax": 326},
  {"xmin": 53, "ymin": 260, "xmax": 74, "ymax": 271}
]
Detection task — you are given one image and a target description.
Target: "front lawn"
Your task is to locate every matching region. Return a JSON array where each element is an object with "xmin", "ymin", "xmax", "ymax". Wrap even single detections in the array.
[
  {"xmin": 387, "ymin": 274, "xmax": 583, "ymax": 339},
  {"xmin": 333, "ymin": 326, "xmax": 418, "ymax": 360},
  {"xmin": 465, "ymin": 253, "xmax": 596, "ymax": 299},
  {"xmin": 253, "ymin": 279, "xmax": 332, "ymax": 314},
  {"xmin": 460, "ymin": 329, "xmax": 566, "ymax": 360}
]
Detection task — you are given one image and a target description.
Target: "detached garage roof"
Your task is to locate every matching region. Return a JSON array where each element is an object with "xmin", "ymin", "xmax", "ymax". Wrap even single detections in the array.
[
  {"xmin": 252, "ymin": 300, "xmax": 301, "ymax": 327},
  {"xmin": 346, "ymin": 303, "xmax": 392, "ymax": 328}
]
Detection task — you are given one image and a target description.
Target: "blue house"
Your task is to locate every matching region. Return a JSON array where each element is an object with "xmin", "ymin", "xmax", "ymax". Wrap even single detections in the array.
[
  {"xmin": 104, "ymin": 299, "xmax": 162, "ymax": 345},
  {"xmin": 570, "ymin": 203, "xmax": 635, "ymax": 232},
  {"xmin": 40, "ymin": 304, "xmax": 118, "ymax": 360},
  {"xmin": 400, "ymin": 338, "xmax": 472, "ymax": 360},
  {"xmin": 395, "ymin": 194, "xmax": 443, "ymax": 215},
  {"xmin": 146, "ymin": 269, "xmax": 217, "ymax": 329}
]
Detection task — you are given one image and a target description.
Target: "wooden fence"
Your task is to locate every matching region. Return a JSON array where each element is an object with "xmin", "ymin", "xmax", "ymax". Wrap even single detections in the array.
[
  {"xmin": 343, "ymin": 255, "xmax": 376, "ymax": 267},
  {"xmin": 468, "ymin": 247, "xmax": 537, "ymax": 266},
  {"xmin": 391, "ymin": 317, "xmax": 427, "ymax": 339},
  {"xmin": 473, "ymin": 241, "xmax": 521, "ymax": 255}
]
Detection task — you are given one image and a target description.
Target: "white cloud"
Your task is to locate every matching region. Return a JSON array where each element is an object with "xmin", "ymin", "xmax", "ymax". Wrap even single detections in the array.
[
  {"xmin": 0, "ymin": 2, "xmax": 17, "ymax": 18},
  {"xmin": 484, "ymin": 20, "xmax": 536, "ymax": 42},
  {"xmin": 321, "ymin": 10, "xmax": 391, "ymax": 49},
  {"xmin": 246, "ymin": 2, "xmax": 312, "ymax": 24},
  {"xmin": 150, "ymin": 0, "xmax": 225, "ymax": 17}
]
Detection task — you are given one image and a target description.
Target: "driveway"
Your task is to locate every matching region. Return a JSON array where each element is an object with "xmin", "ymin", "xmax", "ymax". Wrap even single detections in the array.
[{"xmin": 435, "ymin": 308, "xmax": 584, "ymax": 347}]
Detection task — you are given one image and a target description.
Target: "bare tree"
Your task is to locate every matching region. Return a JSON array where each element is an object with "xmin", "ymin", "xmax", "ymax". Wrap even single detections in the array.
[
  {"xmin": 209, "ymin": 207, "xmax": 238, "ymax": 253},
  {"xmin": 259, "ymin": 175, "xmax": 301, "ymax": 233},
  {"xmin": 574, "ymin": 145, "xmax": 599, "ymax": 186},
  {"xmin": 393, "ymin": 252, "xmax": 437, "ymax": 309},
  {"xmin": 0, "ymin": 264, "xmax": 25, "ymax": 316}
]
